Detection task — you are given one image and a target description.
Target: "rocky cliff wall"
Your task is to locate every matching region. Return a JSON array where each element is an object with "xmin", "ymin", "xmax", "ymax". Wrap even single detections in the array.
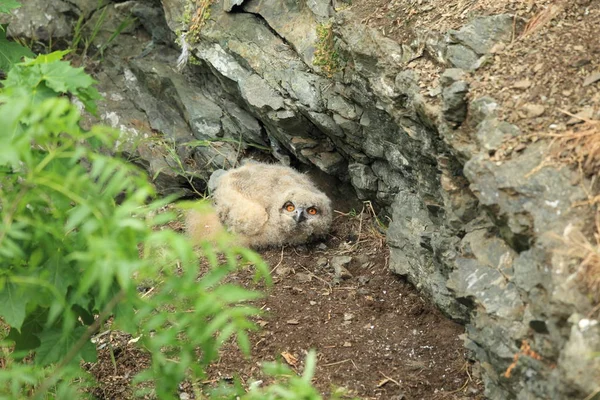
[{"xmin": 7, "ymin": 0, "xmax": 600, "ymax": 398}]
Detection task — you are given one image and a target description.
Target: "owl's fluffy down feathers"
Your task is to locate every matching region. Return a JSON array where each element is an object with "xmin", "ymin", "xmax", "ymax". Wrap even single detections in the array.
[{"xmin": 187, "ymin": 162, "xmax": 332, "ymax": 248}]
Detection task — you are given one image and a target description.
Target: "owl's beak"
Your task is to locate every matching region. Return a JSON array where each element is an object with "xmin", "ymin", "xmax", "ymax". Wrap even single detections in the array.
[{"xmin": 293, "ymin": 209, "xmax": 306, "ymax": 223}]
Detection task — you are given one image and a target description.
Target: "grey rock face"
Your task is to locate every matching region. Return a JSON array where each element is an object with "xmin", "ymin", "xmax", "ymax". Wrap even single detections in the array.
[
  {"xmin": 306, "ymin": 0, "xmax": 333, "ymax": 19},
  {"xmin": 348, "ymin": 163, "xmax": 378, "ymax": 198},
  {"xmin": 445, "ymin": 14, "xmax": 515, "ymax": 70},
  {"xmin": 442, "ymin": 81, "xmax": 469, "ymax": 127},
  {"xmin": 223, "ymin": 0, "xmax": 244, "ymax": 12},
  {"xmin": 10, "ymin": 1, "xmax": 598, "ymax": 398},
  {"xmin": 240, "ymin": 74, "xmax": 285, "ymax": 111},
  {"xmin": 476, "ymin": 118, "xmax": 520, "ymax": 151},
  {"xmin": 388, "ymin": 191, "xmax": 470, "ymax": 321},
  {"xmin": 445, "ymin": 44, "xmax": 481, "ymax": 70},
  {"xmin": 448, "ymin": 14, "xmax": 515, "ymax": 56},
  {"xmin": 559, "ymin": 315, "xmax": 600, "ymax": 396},
  {"xmin": 132, "ymin": 2, "xmax": 174, "ymax": 44},
  {"xmin": 7, "ymin": 0, "xmax": 76, "ymax": 41},
  {"xmin": 439, "ymin": 68, "xmax": 466, "ymax": 86}
]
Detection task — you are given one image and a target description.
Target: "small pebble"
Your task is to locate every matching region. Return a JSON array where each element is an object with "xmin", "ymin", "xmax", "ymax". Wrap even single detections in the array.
[
  {"xmin": 332, "ymin": 256, "xmax": 353, "ymax": 280},
  {"xmin": 523, "ymin": 103, "xmax": 545, "ymax": 118},
  {"xmin": 335, "ymin": 266, "xmax": 352, "ymax": 280},
  {"xmin": 316, "ymin": 257, "xmax": 328, "ymax": 268},
  {"xmin": 295, "ymin": 272, "xmax": 312, "ymax": 283},
  {"xmin": 358, "ymin": 276, "xmax": 371, "ymax": 285},
  {"xmin": 513, "ymin": 79, "xmax": 531, "ymax": 89}
]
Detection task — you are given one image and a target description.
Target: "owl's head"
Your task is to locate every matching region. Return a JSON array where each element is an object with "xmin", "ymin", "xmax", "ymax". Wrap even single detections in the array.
[{"xmin": 275, "ymin": 188, "xmax": 332, "ymax": 240}]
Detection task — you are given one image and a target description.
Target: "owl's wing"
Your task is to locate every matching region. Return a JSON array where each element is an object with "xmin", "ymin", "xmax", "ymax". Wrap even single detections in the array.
[
  {"xmin": 214, "ymin": 184, "xmax": 268, "ymax": 237},
  {"xmin": 222, "ymin": 201, "xmax": 268, "ymax": 236}
]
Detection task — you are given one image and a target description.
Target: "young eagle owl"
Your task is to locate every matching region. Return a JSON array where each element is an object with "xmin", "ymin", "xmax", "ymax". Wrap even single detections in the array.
[{"xmin": 187, "ymin": 162, "xmax": 332, "ymax": 249}]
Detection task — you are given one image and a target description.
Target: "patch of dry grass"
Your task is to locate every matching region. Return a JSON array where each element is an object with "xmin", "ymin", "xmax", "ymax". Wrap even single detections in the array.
[
  {"xmin": 561, "ymin": 212, "xmax": 600, "ymax": 305},
  {"xmin": 541, "ymin": 119, "xmax": 600, "ymax": 303},
  {"xmin": 522, "ymin": 118, "xmax": 600, "ymax": 192},
  {"xmin": 547, "ymin": 118, "xmax": 600, "ymax": 178}
]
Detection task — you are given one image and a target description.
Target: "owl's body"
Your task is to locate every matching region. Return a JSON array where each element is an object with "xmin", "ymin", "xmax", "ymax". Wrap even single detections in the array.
[{"xmin": 187, "ymin": 162, "xmax": 332, "ymax": 248}]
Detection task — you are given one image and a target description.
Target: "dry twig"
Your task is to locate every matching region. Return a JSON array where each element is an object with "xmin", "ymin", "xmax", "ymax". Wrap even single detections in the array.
[
  {"xmin": 519, "ymin": 2, "xmax": 564, "ymax": 39},
  {"xmin": 269, "ymin": 246, "xmax": 286, "ymax": 274}
]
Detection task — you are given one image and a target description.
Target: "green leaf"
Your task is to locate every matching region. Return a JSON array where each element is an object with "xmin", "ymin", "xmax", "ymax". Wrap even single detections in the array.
[
  {"xmin": 72, "ymin": 304, "xmax": 95, "ymax": 326},
  {"xmin": 236, "ymin": 331, "xmax": 251, "ymax": 355},
  {"xmin": 40, "ymin": 60, "xmax": 96, "ymax": 94},
  {"xmin": 302, "ymin": 350, "xmax": 317, "ymax": 383},
  {"xmin": 109, "ymin": 285, "xmax": 137, "ymax": 332},
  {"xmin": 1, "ymin": 50, "xmax": 101, "ymax": 113},
  {"xmin": 65, "ymin": 204, "xmax": 92, "ymax": 232},
  {"xmin": 6, "ymin": 308, "xmax": 46, "ymax": 353},
  {"xmin": 0, "ymin": 91, "xmax": 28, "ymax": 165},
  {"xmin": 0, "ymin": 0, "xmax": 21, "ymax": 14},
  {"xmin": 211, "ymin": 284, "xmax": 263, "ymax": 304},
  {"xmin": 74, "ymin": 85, "xmax": 101, "ymax": 115},
  {"xmin": 43, "ymin": 253, "xmax": 75, "ymax": 299},
  {"xmin": 0, "ymin": 282, "xmax": 28, "ymax": 329},
  {"xmin": 80, "ymin": 336, "xmax": 98, "ymax": 363},
  {"xmin": 0, "ymin": 24, "xmax": 34, "ymax": 72},
  {"xmin": 36, "ymin": 326, "xmax": 96, "ymax": 366},
  {"xmin": 19, "ymin": 49, "xmax": 70, "ymax": 65},
  {"xmin": 3, "ymin": 68, "xmax": 61, "ymax": 106}
]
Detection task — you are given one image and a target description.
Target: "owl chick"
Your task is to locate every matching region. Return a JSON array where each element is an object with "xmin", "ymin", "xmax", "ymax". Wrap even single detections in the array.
[{"xmin": 187, "ymin": 162, "xmax": 332, "ymax": 248}]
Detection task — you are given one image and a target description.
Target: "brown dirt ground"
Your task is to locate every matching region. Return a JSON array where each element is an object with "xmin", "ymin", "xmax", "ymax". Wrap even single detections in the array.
[
  {"xmin": 351, "ymin": 0, "xmax": 600, "ymax": 143},
  {"xmin": 347, "ymin": 0, "xmax": 559, "ymax": 92},
  {"xmin": 84, "ymin": 211, "xmax": 482, "ymax": 399},
  {"xmin": 467, "ymin": 0, "xmax": 600, "ymax": 179},
  {"xmin": 349, "ymin": 0, "xmax": 532, "ymax": 45},
  {"xmin": 468, "ymin": 1, "xmax": 600, "ymax": 135}
]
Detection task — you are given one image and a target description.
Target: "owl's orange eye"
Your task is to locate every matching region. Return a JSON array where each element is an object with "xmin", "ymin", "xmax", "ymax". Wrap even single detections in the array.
[
  {"xmin": 285, "ymin": 203, "xmax": 295, "ymax": 212},
  {"xmin": 307, "ymin": 207, "xmax": 318, "ymax": 215}
]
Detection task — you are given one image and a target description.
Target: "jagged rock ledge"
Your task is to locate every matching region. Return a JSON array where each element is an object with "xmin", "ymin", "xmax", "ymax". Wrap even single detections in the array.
[{"xmin": 6, "ymin": 0, "xmax": 600, "ymax": 398}]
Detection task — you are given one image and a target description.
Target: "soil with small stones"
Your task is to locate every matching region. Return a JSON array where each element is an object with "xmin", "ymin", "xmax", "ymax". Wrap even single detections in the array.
[
  {"xmin": 349, "ymin": 0, "xmax": 522, "ymax": 45},
  {"xmin": 206, "ymin": 214, "xmax": 483, "ymax": 399},
  {"xmin": 468, "ymin": 1, "xmax": 600, "ymax": 136},
  {"xmin": 85, "ymin": 212, "xmax": 482, "ymax": 399},
  {"xmin": 351, "ymin": 0, "xmax": 600, "ymax": 154}
]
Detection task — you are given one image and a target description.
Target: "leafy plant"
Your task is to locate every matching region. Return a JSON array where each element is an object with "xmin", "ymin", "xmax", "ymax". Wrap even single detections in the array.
[
  {"xmin": 181, "ymin": 0, "xmax": 214, "ymax": 45},
  {"xmin": 176, "ymin": 0, "xmax": 214, "ymax": 69},
  {"xmin": 244, "ymin": 350, "xmax": 324, "ymax": 399},
  {"xmin": 3, "ymin": 50, "xmax": 101, "ymax": 114},
  {"xmin": 211, "ymin": 349, "xmax": 358, "ymax": 400},
  {"xmin": 313, "ymin": 22, "xmax": 341, "ymax": 78},
  {"xmin": 0, "ymin": 50, "xmax": 274, "ymax": 398},
  {"xmin": 0, "ymin": 0, "xmax": 21, "ymax": 14},
  {"xmin": 0, "ymin": 26, "xmax": 34, "ymax": 72}
]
